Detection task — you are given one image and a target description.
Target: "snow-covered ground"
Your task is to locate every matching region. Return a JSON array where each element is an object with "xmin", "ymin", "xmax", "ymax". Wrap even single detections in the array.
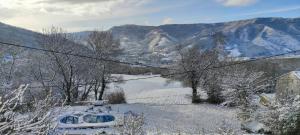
[
  {"xmin": 55, "ymin": 103, "xmax": 240, "ymax": 134},
  {"xmin": 54, "ymin": 74, "xmax": 241, "ymax": 134},
  {"xmin": 113, "ymin": 103, "xmax": 240, "ymax": 134},
  {"xmin": 109, "ymin": 74, "xmax": 193, "ymax": 104}
]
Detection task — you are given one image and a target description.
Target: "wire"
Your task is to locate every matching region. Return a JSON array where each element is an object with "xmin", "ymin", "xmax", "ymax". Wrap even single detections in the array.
[
  {"xmin": 0, "ymin": 71, "xmax": 190, "ymax": 89},
  {"xmin": 0, "ymin": 41, "xmax": 171, "ymax": 70},
  {"xmin": 1, "ymin": 40, "xmax": 300, "ymax": 86},
  {"xmin": 2, "ymin": 40, "xmax": 300, "ymax": 72}
]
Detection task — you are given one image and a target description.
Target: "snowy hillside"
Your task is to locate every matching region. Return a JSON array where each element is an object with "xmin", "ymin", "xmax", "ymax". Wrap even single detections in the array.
[
  {"xmin": 0, "ymin": 22, "xmax": 40, "ymax": 47},
  {"xmin": 101, "ymin": 17, "xmax": 300, "ymax": 64}
]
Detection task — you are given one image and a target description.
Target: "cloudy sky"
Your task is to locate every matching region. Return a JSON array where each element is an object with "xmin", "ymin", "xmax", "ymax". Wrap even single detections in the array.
[{"xmin": 0, "ymin": 0, "xmax": 299, "ymax": 32}]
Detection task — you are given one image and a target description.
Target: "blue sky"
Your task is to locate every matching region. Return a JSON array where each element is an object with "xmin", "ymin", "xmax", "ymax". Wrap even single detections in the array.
[{"xmin": 0, "ymin": 0, "xmax": 299, "ymax": 32}]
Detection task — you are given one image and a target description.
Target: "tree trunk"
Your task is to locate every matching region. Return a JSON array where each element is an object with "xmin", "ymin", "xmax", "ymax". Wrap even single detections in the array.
[
  {"xmin": 94, "ymin": 86, "xmax": 98, "ymax": 100},
  {"xmin": 98, "ymin": 65, "xmax": 106, "ymax": 100},
  {"xmin": 192, "ymin": 85, "xmax": 198, "ymax": 103},
  {"xmin": 190, "ymin": 71, "xmax": 200, "ymax": 103},
  {"xmin": 81, "ymin": 93, "xmax": 88, "ymax": 101},
  {"xmin": 66, "ymin": 91, "xmax": 71, "ymax": 104},
  {"xmin": 81, "ymin": 85, "xmax": 92, "ymax": 101},
  {"xmin": 66, "ymin": 66, "xmax": 74, "ymax": 104},
  {"xmin": 73, "ymin": 86, "xmax": 79, "ymax": 100},
  {"xmin": 98, "ymin": 77, "xmax": 106, "ymax": 100},
  {"xmin": 65, "ymin": 83, "xmax": 72, "ymax": 104}
]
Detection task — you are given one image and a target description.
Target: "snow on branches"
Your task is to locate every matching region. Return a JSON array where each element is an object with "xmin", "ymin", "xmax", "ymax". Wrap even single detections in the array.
[
  {"xmin": 261, "ymin": 95, "xmax": 300, "ymax": 134},
  {"xmin": 0, "ymin": 85, "xmax": 61, "ymax": 134},
  {"xmin": 115, "ymin": 112, "xmax": 145, "ymax": 135}
]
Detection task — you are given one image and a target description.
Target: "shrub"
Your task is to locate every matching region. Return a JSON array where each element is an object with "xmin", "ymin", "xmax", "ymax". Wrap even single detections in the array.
[
  {"xmin": 192, "ymin": 95, "xmax": 202, "ymax": 103},
  {"xmin": 261, "ymin": 95, "xmax": 300, "ymax": 135},
  {"xmin": 206, "ymin": 85, "xmax": 225, "ymax": 104},
  {"xmin": 105, "ymin": 90, "xmax": 126, "ymax": 104},
  {"xmin": 115, "ymin": 112, "xmax": 144, "ymax": 135},
  {"xmin": 207, "ymin": 94, "xmax": 224, "ymax": 104}
]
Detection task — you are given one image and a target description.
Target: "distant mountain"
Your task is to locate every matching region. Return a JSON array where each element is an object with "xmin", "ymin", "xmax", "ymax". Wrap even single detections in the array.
[
  {"xmin": 106, "ymin": 17, "xmax": 300, "ymax": 64},
  {"xmin": 0, "ymin": 22, "xmax": 40, "ymax": 47},
  {"xmin": 1, "ymin": 17, "xmax": 300, "ymax": 65}
]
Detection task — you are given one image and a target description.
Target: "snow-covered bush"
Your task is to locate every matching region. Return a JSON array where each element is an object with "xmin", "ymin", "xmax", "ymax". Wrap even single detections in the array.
[
  {"xmin": 261, "ymin": 95, "xmax": 300, "ymax": 135},
  {"xmin": 206, "ymin": 80, "xmax": 225, "ymax": 104},
  {"xmin": 222, "ymin": 68, "xmax": 263, "ymax": 121},
  {"xmin": 105, "ymin": 88, "xmax": 126, "ymax": 104},
  {"xmin": 115, "ymin": 112, "xmax": 145, "ymax": 135},
  {"xmin": 0, "ymin": 85, "xmax": 61, "ymax": 134}
]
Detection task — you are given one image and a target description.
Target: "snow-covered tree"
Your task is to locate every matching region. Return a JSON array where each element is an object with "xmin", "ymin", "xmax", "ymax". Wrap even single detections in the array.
[
  {"xmin": 262, "ymin": 95, "xmax": 300, "ymax": 135},
  {"xmin": 172, "ymin": 45, "xmax": 221, "ymax": 103},
  {"xmin": 171, "ymin": 32, "xmax": 226, "ymax": 103},
  {"xmin": 0, "ymin": 85, "xmax": 60, "ymax": 134},
  {"xmin": 205, "ymin": 72, "xmax": 225, "ymax": 104},
  {"xmin": 86, "ymin": 30, "xmax": 123, "ymax": 100},
  {"xmin": 38, "ymin": 27, "xmax": 91, "ymax": 104},
  {"xmin": 222, "ymin": 65, "xmax": 264, "ymax": 121}
]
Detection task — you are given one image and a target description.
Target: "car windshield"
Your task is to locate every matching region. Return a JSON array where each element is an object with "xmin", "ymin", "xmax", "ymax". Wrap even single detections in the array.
[
  {"xmin": 60, "ymin": 116, "xmax": 79, "ymax": 124},
  {"xmin": 83, "ymin": 114, "xmax": 115, "ymax": 123}
]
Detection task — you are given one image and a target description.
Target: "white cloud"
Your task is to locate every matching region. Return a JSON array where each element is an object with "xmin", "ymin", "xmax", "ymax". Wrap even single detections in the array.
[
  {"xmin": 216, "ymin": 0, "xmax": 258, "ymax": 7},
  {"xmin": 0, "ymin": 0, "xmax": 198, "ymax": 31},
  {"xmin": 162, "ymin": 17, "xmax": 174, "ymax": 25},
  {"xmin": 41, "ymin": 0, "xmax": 114, "ymax": 4},
  {"xmin": 0, "ymin": 0, "xmax": 161, "ymax": 31}
]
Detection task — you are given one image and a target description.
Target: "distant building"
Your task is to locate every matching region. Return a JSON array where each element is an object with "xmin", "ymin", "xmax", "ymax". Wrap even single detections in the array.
[{"xmin": 276, "ymin": 71, "xmax": 300, "ymax": 99}]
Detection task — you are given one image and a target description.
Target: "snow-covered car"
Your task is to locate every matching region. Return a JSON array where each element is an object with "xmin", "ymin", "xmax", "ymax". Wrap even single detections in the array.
[{"xmin": 57, "ymin": 112, "xmax": 122, "ymax": 129}]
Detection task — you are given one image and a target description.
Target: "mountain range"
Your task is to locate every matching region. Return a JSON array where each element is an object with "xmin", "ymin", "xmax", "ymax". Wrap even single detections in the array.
[{"xmin": 1, "ymin": 17, "xmax": 300, "ymax": 64}]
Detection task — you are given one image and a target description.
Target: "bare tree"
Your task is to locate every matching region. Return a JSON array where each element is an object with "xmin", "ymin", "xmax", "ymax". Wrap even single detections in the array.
[
  {"xmin": 173, "ymin": 43, "xmax": 225, "ymax": 104},
  {"xmin": 86, "ymin": 30, "xmax": 122, "ymax": 100},
  {"xmin": 38, "ymin": 27, "xmax": 85, "ymax": 104},
  {"xmin": 170, "ymin": 32, "xmax": 227, "ymax": 103},
  {"xmin": 172, "ymin": 45, "xmax": 220, "ymax": 103}
]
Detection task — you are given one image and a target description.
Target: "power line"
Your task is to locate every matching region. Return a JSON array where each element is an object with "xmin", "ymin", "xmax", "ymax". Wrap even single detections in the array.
[
  {"xmin": 2, "ymin": 39, "xmax": 299, "ymax": 104},
  {"xmin": 2, "ymin": 40, "xmax": 300, "ymax": 83},
  {"xmin": 0, "ymin": 41, "xmax": 171, "ymax": 70},
  {"xmin": 2, "ymin": 40, "xmax": 300, "ymax": 72},
  {"xmin": 0, "ymin": 71, "xmax": 190, "ymax": 89},
  {"xmin": 110, "ymin": 50, "xmax": 300, "ymax": 83},
  {"xmin": 0, "ymin": 32, "xmax": 223, "ymax": 70}
]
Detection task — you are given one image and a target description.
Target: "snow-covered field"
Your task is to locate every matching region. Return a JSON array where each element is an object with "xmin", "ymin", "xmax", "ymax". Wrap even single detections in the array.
[
  {"xmin": 113, "ymin": 103, "xmax": 240, "ymax": 134},
  {"xmin": 109, "ymin": 74, "xmax": 193, "ymax": 104},
  {"xmin": 55, "ymin": 74, "xmax": 241, "ymax": 134}
]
